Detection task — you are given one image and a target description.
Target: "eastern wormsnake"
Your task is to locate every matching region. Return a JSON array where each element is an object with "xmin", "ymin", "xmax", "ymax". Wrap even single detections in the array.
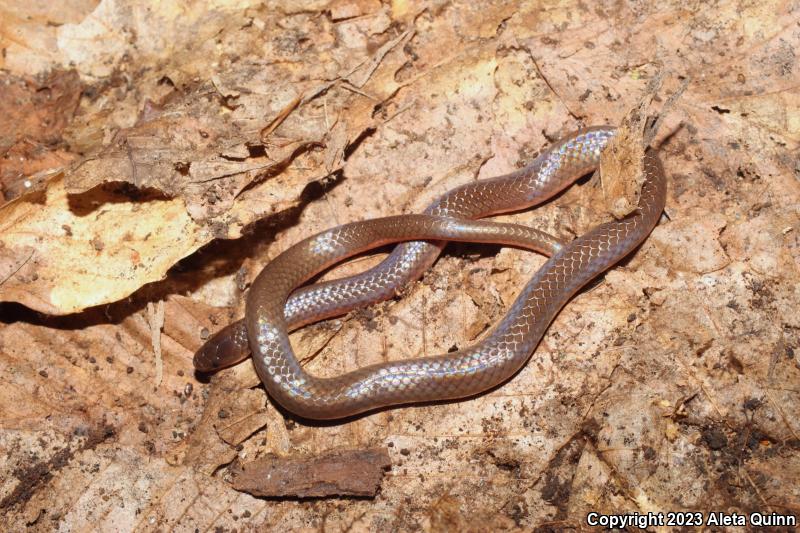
[{"xmin": 194, "ymin": 126, "xmax": 667, "ymax": 419}]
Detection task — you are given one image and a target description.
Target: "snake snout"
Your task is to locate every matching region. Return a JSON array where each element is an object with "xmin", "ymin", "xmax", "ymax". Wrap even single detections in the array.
[{"xmin": 193, "ymin": 320, "xmax": 251, "ymax": 373}]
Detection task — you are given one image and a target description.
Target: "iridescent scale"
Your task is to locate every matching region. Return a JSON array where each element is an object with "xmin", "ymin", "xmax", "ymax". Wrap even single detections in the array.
[{"xmin": 231, "ymin": 127, "xmax": 667, "ymax": 419}]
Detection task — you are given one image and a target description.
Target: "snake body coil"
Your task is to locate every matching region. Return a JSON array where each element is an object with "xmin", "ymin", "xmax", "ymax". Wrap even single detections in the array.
[{"xmin": 195, "ymin": 127, "xmax": 667, "ymax": 420}]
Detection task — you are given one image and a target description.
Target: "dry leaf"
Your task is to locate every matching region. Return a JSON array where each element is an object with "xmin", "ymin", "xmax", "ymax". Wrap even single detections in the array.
[{"xmin": 0, "ymin": 177, "xmax": 203, "ymax": 314}]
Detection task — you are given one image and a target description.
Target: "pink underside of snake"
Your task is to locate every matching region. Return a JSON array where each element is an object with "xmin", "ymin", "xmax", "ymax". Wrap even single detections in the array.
[{"xmin": 194, "ymin": 126, "xmax": 667, "ymax": 420}]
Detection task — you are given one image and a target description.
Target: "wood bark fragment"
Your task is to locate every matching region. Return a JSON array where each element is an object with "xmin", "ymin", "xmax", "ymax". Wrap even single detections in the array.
[{"xmin": 230, "ymin": 448, "xmax": 391, "ymax": 498}]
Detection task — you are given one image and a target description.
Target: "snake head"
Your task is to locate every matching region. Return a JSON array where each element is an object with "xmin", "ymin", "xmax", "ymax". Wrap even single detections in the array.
[{"xmin": 193, "ymin": 320, "xmax": 251, "ymax": 373}]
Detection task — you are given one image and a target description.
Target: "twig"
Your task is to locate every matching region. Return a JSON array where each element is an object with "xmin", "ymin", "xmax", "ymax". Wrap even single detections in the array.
[
  {"xmin": 147, "ymin": 300, "xmax": 165, "ymax": 389},
  {"xmin": 260, "ymin": 91, "xmax": 304, "ymax": 142}
]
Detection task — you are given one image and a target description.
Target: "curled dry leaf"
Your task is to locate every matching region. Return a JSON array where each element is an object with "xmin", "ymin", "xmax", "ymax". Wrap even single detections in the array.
[
  {"xmin": 599, "ymin": 74, "xmax": 686, "ymax": 219},
  {"xmin": 0, "ymin": 177, "xmax": 204, "ymax": 315},
  {"xmin": 599, "ymin": 124, "xmax": 647, "ymax": 219},
  {"xmin": 598, "ymin": 77, "xmax": 659, "ymax": 219}
]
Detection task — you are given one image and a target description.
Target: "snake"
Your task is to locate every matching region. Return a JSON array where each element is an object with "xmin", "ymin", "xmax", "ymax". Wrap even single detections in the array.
[{"xmin": 194, "ymin": 126, "xmax": 667, "ymax": 419}]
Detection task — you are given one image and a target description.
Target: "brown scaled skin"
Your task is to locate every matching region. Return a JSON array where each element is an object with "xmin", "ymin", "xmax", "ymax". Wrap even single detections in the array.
[
  {"xmin": 197, "ymin": 127, "xmax": 667, "ymax": 420},
  {"xmin": 195, "ymin": 127, "xmax": 614, "ymax": 372}
]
